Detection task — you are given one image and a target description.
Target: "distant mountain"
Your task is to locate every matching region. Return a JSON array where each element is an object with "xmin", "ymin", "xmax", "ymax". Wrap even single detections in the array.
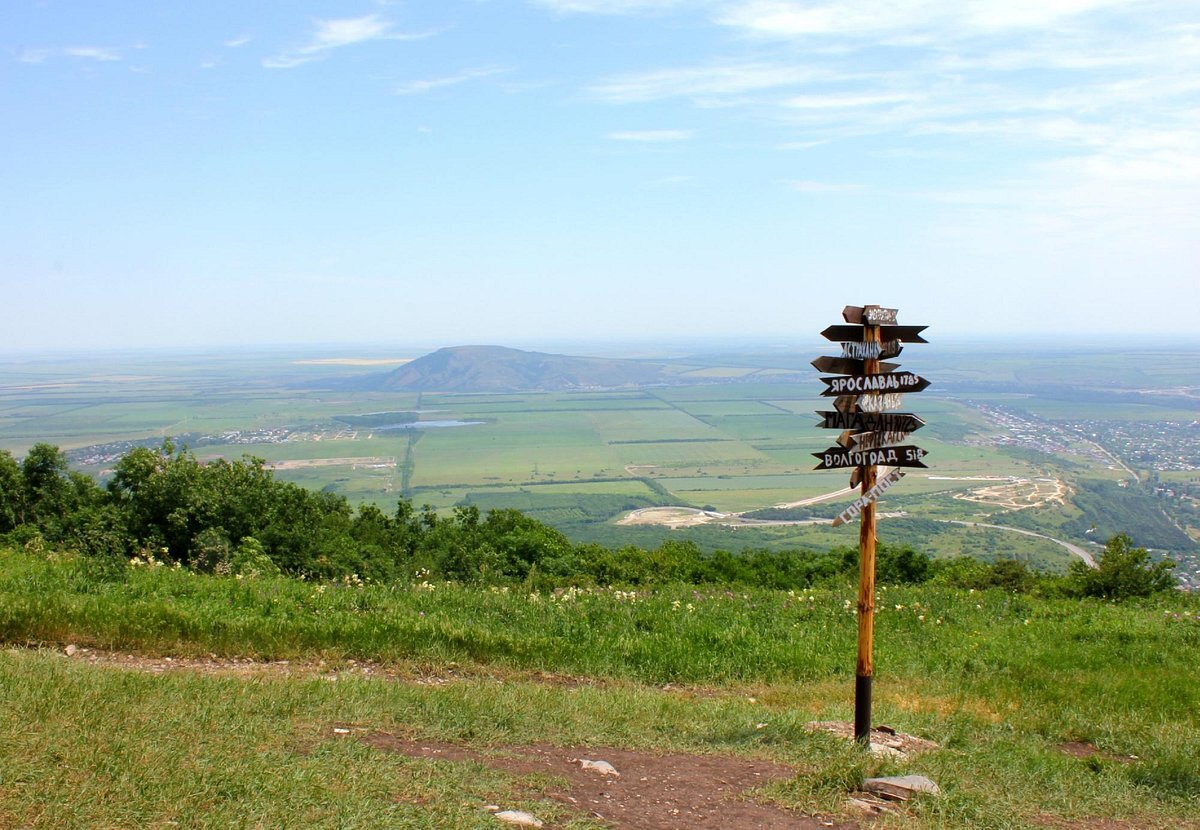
[{"xmin": 366, "ymin": 345, "xmax": 680, "ymax": 392}]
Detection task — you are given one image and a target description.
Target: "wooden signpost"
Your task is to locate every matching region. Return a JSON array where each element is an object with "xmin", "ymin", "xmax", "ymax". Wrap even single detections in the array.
[
  {"xmin": 811, "ymin": 356, "xmax": 901, "ymax": 375},
  {"xmin": 813, "ymin": 304, "xmax": 929, "ymax": 745}
]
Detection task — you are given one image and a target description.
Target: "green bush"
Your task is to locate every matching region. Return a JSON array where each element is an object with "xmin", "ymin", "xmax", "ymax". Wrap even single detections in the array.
[{"xmin": 1067, "ymin": 533, "xmax": 1176, "ymax": 599}]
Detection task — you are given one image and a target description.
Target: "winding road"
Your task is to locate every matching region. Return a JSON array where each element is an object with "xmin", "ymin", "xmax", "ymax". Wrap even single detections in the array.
[{"xmin": 942, "ymin": 521, "xmax": 1097, "ymax": 568}]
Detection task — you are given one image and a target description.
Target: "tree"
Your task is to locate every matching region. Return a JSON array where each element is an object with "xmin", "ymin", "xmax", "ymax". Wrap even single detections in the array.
[
  {"xmin": 21, "ymin": 443, "xmax": 71, "ymax": 533},
  {"xmin": 1068, "ymin": 533, "xmax": 1176, "ymax": 599},
  {"xmin": 0, "ymin": 450, "xmax": 24, "ymax": 532}
]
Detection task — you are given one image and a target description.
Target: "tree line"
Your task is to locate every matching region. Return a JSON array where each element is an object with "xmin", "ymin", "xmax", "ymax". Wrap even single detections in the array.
[{"xmin": 0, "ymin": 442, "xmax": 1175, "ymax": 598}]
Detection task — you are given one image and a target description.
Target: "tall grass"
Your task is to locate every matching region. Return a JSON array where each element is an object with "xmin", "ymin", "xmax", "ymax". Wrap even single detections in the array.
[{"xmin": 2, "ymin": 545, "xmax": 1199, "ymax": 827}]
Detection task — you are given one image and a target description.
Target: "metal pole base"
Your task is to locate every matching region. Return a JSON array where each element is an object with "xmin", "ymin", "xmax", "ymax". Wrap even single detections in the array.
[{"xmin": 854, "ymin": 674, "xmax": 873, "ymax": 744}]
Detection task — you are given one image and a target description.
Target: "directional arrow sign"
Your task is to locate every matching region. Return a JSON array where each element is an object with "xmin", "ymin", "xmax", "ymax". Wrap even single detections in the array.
[
  {"xmin": 813, "ymin": 445, "xmax": 928, "ymax": 470},
  {"xmin": 818, "ymin": 411, "xmax": 926, "ymax": 433},
  {"xmin": 811, "ymin": 356, "xmax": 900, "ymax": 375},
  {"xmin": 848, "ymin": 430, "xmax": 913, "ymax": 451},
  {"xmin": 842, "ymin": 305, "xmax": 899, "ymax": 326},
  {"xmin": 822, "ymin": 325, "xmax": 928, "ymax": 344},
  {"xmin": 859, "ymin": 393, "xmax": 904, "ymax": 413},
  {"xmin": 821, "ymin": 372, "xmax": 930, "ymax": 396},
  {"xmin": 842, "ymin": 341, "xmax": 902, "ymax": 360},
  {"xmin": 832, "ymin": 469, "xmax": 906, "ymax": 528},
  {"xmin": 833, "ymin": 395, "xmax": 860, "ymax": 414}
]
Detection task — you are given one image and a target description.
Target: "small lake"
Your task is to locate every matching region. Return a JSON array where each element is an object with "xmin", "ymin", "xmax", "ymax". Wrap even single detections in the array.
[{"xmin": 375, "ymin": 420, "xmax": 484, "ymax": 430}]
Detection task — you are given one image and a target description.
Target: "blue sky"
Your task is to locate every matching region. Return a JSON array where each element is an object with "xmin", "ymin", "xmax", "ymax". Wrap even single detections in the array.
[{"xmin": 3, "ymin": 1, "xmax": 1198, "ymax": 352}]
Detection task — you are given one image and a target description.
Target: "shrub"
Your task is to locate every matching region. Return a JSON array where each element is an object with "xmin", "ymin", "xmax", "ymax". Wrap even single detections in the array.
[{"xmin": 1067, "ymin": 533, "xmax": 1176, "ymax": 599}]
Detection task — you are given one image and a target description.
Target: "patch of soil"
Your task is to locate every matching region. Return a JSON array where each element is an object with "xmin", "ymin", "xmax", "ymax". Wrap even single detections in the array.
[
  {"xmin": 1057, "ymin": 741, "xmax": 1137, "ymax": 765},
  {"xmin": 356, "ymin": 731, "xmax": 859, "ymax": 830},
  {"xmin": 806, "ymin": 721, "xmax": 939, "ymax": 757}
]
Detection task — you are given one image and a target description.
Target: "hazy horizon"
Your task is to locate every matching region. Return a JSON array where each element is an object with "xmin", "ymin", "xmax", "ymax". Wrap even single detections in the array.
[{"xmin": 5, "ymin": 2, "xmax": 1198, "ymax": 351}]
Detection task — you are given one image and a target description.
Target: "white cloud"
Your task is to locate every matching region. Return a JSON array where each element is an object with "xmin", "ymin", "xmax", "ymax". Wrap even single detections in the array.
[
  {"xmin": 263, "ymin": 14, "xmax": 432, "ymax": 69},
  {"xmin": 591, "ymin": 61, "xmax": 826, "ymax": 102},
  {"xmin": 224, "ymin": 34, "xmax": 253, "ymax": 48},
  {"xmin": 19, "ymin": 46, "xmax": 122, "ymax": 63},
  {"xmin": 785, "ymin": 92, "xmax": 920, "ymax": 109},
  {"xmin": 532, "ymin": 0, "xmax": 695, "ymax": 13},
  {"xmin": 63, "ymin": 47, "xmax": 122, "ymax": 61},
  {"xmin": 395, "ymin": 67, "xmax": 508, "ymax": 95},
  {"xmin": 788, "ymin": 180, "xmax": 865, "ymax": 192},
  {"xmin": 607, "ymin": 129, "xmax": 693, "ymax": 141},
  {"xmin": 718, "ymin": 0, "xmax": 1143, "ymax": 39}
]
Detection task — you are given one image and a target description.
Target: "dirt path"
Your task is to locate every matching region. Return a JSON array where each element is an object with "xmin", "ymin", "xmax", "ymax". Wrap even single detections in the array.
[
  {"xmin": 27, "ymin": 646, "xmax": 859, "ymax": 829},
  {"xmin": 358, "ymin": 733, "xmax": 858, "ymax": 830}
]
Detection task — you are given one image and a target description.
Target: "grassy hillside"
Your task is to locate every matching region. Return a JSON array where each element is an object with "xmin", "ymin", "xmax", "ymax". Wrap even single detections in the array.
[{"xmin": 2, "ymin": 545, "xmax": 1197, "ymax": 829}]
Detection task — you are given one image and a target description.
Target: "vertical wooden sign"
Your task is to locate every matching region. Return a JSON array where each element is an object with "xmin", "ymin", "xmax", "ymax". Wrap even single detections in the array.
[
  {"xmin": 814, "ymin": 305, "xmax": 929, "ymax": 745},
  {"xmin": 855, "ymin": 323, "xmax": 880, "ymax": 745}
]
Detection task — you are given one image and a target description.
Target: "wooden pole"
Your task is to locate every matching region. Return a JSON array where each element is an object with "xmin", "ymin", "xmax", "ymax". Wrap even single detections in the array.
[{"xmin": 854, "ymin": 321, "xmax": 881, "ymax": 745}]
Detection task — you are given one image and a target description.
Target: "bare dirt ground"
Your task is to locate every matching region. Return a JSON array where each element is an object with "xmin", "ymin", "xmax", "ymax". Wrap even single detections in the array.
[
  {"xmin": 617, "ymin": 474, "xmax": 1071, "ymax": 531},
  {"xmin": 617, "ymin": 507, "xmax": 724, "ymax": 528},
  {"xmin": 268, "ymin": 456, "xmax": 396, "ymax": 471},
  {"xmin": 953, "ymin": 477, "xmax": 1067, "ymax": 510},
  {"xmin": 21, "ymin": 646, "xmax": 1184, "ymax": 829},
  {"xmin": 34, "ymin": 645, "xmax": 858, "ymax": 828},
  {"xmin": 356, "ymin": 732, "xmax": 858, "ymax": 830}
]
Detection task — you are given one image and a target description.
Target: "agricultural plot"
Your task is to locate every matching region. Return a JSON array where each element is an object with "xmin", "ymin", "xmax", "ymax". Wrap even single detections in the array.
[{"xmin": 3, "ymin": 344, "xmax": 1200, "ymax": 577}]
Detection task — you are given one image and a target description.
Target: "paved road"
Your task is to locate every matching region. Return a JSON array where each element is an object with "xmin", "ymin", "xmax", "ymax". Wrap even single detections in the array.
[{"xmin": 944, "ymin": 521, "xmax": 1097, "ymax": 568}]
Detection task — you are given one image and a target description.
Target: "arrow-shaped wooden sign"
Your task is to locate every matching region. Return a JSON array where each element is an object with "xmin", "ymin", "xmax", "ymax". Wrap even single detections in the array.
[
  {"xmin": 842, "ymin": 305, "xmax": 898, "ymax": 326},
  {"xmin": 811, "ymin": 356, "xmax": 901, "ymax": 375},
  {"xmin": 846, "ymin": 430, "xmax": 913, "ymax": 451},
  {"xmin": 859, "ymin": 393, "xmax": 905, "ymax": 413},
  {"xmin": 818, "ymin": 411, "xmax": 926, "ymax": 432},
  {"xmin": 835, "ymin": 394, "xmax": 906, "ymax": 414},
  {"xmin": 813, "ymin": 445, "xmax": 928, "ymax": 470},
  {"xmin": 821, "ymin": 372, "xmax": 930, "ymax": 396},
  {"xmin": 832, "ymin": 469, "xmax": 906, "ymax": 527},
  {"xmin": 842, "ymin": 341, "xmax": 902, "ymax": 360},
  {"xmin": 833, "ymin": 395, "xmax": 859, "ymax": 414},
  {"xmin": 822, "ymin": 325, "xmax": 928, "ymax": 344}
]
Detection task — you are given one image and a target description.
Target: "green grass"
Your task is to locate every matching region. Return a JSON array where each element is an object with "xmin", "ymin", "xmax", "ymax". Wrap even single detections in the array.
[{"xmin": 1, "ymin": 547, "xmax": 1199, "ymax": 828}]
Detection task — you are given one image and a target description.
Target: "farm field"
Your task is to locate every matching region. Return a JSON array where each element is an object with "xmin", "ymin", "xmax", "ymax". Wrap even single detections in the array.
[{"xmin": 2, "ymin": 342, "xmax": 1198, "ymax": 578}]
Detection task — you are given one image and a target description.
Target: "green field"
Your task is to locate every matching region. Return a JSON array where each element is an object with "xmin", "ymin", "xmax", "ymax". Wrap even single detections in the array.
[
  {"xmin": 2, "ymin": 344, "xmax": 1198, "ymax": 577},
  {"xmin": 1, "ymin": 546, "xmax": 1198, "ymax": 829}
]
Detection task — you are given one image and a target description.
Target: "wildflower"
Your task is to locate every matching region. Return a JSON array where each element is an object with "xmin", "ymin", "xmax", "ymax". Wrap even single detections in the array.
[
  {"xmin": 1024, "ymin": 619, "xmax": 1031, "ymax": 625},
  {"xmin": 936, "ymin": 618, "xmax": 942, "ymax": 625},
  {"xmin": 315, "ymin": 584, "xmax": 327, "ymax": 594},
  {"xmin": 918, "ymin": 614, "xmax": 925, "ymax": 622},
  {"xmin": 686, "ymin": 603, "xmax": 695, "ymax": 613},
  {"xmin": 895, "ymin": 604, "xmax": 904, "ymax": 611},
  {"xmin": 672, "ymin": 600, "xmax": 682, "ymax": 610}
]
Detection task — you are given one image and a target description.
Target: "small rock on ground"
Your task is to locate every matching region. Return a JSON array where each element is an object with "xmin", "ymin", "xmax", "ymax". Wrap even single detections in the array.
[
  {"xmin": 863, "ymin": 775, "xmax": 941, "ymax": 801},
  {"xmin": 494, "ymin": 810, "xmax": 544, "ymax": 827},
  {"xmin": 574, "ymin": 758, "xmax": 620, "ymax": 776}
]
